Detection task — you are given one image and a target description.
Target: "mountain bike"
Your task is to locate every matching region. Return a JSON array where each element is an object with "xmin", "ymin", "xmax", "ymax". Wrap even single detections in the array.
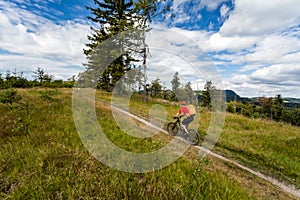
[{"xmin": 166, "ymin": 116, "xmax": 200, "ymax": 145}]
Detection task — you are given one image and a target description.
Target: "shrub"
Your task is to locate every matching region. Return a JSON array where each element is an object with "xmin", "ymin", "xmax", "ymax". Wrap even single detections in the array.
[{"xmin": 0, "ymin": 89, "xmax": 22, "ymax": 105}]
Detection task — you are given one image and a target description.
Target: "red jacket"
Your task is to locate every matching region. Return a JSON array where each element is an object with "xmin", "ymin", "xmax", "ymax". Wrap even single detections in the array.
[{"xmin": 177, "ymin": 106, "xmax": 190, "ymax": 117}]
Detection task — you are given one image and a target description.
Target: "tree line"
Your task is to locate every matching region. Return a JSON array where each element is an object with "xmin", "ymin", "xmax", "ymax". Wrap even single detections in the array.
[
  {"xmin": 147, "ymin": 72, "xmax": 195, "ymax": 103},
  {"xmin": 2, "ymin": 0, "xmax": 299, "ymax": 127},
  {"xmin": 0, "ymin": 68, "xmax": 74, "ymax": 89},
  {"xmin": 1, "ymin": 67, "xmax": 299, "ymax": 127},
  {"xmin": 227, "ymin": 95, "xmax": 300, "ymax": 127}
]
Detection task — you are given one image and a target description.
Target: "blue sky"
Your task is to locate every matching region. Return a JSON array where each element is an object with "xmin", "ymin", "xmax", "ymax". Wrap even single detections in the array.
[{"xmin": 0, "ymin": 0, "xmax": 300, "ymax": 97}]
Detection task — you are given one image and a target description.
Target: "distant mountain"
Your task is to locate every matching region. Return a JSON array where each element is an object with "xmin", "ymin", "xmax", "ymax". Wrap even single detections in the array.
[
  {"xmin": 282, "ymin": 98, "xmax": 300, "ymax": 109},
  {"xmin": 195, "ymin": 90, "xmax": 246, "ymax": 103},
  {"xmin": 195, "ymin": 90, "xmax": 300, "ymax": 108},
  {"xmin": 224, "ymin": 90, "xmax": 243, "ymax": 102},
  {"xmin": 224, "ymin": 91, "xmax": 300, "ymax": 109}
]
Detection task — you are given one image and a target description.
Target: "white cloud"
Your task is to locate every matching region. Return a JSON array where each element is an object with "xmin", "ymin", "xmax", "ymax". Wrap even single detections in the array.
[
  {"xmin": 223, "ymin": 62, "xmax": 300, "ymax": 97},
  {"xmin": 220, "ymin": 4, "xmax": 230, "ymax": 19},
  {"xmin": 0, "ymin": 1, "xmax": 90, "ymax": 79},
  {"xmin": 245, "ymin": 33, "xmax": 300, "ymax": 63},
  {"xmin": 250, "ymin": 64, "xmax": 300, "ymax": 84},
  {"xmin": 198, "ymin": 0, "xmax": 231, "ymax": 11},
  {"xmin": 1, "ymin": 0, "xmax": 300, "ymax": 98},
  {"xmin": 207, "ymin": 33, "xmax": 261, "ymax": 51},
  {"xmin": 193, "ymin": 0, "xmax": 300, "ymax": 97},
  {"xmin": 144, "ymin": 27, "xmax": 223, "ymax": 90},
  {"xmin": 220, "ymin": 0, "xmax": 300, "ymax": 36},
  {"xmin": 168, "ymin": 0, "xmax": 231, "ymax": 26},
  {"xmin": 239, "ymin": 64, "xmax": 262, "ymax": 72},
  {"xmin": 151, "ymin": 16, "xmax": 300, "ymax": 97}
]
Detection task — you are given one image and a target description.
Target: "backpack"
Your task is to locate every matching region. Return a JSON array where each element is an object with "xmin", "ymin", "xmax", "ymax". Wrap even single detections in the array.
[{"xmin": 187, "ymin": 104, "xmax": 196, "ymax": 115}]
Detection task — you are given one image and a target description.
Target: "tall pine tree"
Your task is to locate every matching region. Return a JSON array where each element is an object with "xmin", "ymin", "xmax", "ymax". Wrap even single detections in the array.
[
  {"xmin": 83, "ymin": 0, "xmax": 173, "ymax": 93},
  {"xmin": 201, "ymin": 80, "xmax": 215, "ymax": 108},
  {"xmin": 84, "ymin": 0, "xmax": 137, "ymax": 91}
]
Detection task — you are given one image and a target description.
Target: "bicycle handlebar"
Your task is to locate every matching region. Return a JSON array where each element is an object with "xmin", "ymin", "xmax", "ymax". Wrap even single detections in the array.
[{"xmin": 173, "ymin": 115, "xmax": 183, "ymax": 119}]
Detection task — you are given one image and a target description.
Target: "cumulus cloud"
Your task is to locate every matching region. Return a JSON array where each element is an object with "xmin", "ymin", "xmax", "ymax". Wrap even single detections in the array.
[
  {"xmin": 220, "ymin": 0, "xmax": 300, "ymax": 36},
  {"xmin": 197, "ymin": 0, "xmax": 300, "ymax": 97},
  {"xmin": 0, "ymin": 1, "xmax": 90, "ymax": 79},
  {"xmin": 145, "ymin": 27, "xmax": 219, "ymax": 89},
  {"xmin": 226, "ymin": 63, "xmax": 300, "ymax": 97},
  {"xmin": 1, "ymin": 0, "xmax": 300, "ymax": 98},
  {"xmin": 206, "ymin": 33, "xmax": 261, "ymax": 51},
  {"xmin": 250, "ymin": 64, "xmax": 300, "ymax": 85},
  {"xmin": 152, "ymin": 0, "xmax": 300, "ymax": 97},
  {"xmin": 167, "ymin": 0, "xmax": 231, "ymax": 26}
]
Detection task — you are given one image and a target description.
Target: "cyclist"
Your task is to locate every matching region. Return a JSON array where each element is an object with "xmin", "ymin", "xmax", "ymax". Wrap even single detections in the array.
[{"xmin": 175, "ymin": 101, "xmax": 194, "ymax": 133}]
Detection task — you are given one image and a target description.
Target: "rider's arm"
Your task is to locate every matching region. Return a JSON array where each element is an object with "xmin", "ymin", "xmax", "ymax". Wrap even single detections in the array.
[{"xmin": 175, "ymin": 108, "xmax": 183, "ymax": 117}]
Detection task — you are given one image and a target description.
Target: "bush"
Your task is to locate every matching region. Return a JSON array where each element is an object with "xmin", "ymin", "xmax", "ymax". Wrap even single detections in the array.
[
  {"xmin": 0, "ymin": 89, "xmax": 22, "ymax": 105},
  {"xmin": 39, "ymin": 89, "xmax": 60, "ymax": 103}
]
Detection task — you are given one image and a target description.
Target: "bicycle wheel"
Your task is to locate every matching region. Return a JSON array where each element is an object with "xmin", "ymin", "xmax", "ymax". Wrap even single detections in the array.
[
  {"xmin": 186, "ymin": 129, "xmax": 200, "ymax": 145},
  {"xmin": 167, "ymin": 122, "xmax": 179, "ymax": 136}
]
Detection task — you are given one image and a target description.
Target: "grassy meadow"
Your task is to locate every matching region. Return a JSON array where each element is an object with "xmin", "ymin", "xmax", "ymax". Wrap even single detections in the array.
[{"xmin": 0, "ymin": 88, "xmax": 299, "ymax": 199}]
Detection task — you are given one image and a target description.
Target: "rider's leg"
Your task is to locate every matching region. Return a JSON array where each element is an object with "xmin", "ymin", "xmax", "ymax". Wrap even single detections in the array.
[
  {"xmin": 181, "ymin": 123, "xmax": 188, "ymax": 133},
  {"xmin": 181, "ymin": 118, "xmax": 189, "ymax": 133}
]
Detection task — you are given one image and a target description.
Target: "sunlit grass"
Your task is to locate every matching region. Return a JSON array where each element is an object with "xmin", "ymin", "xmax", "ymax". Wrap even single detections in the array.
[
  {"xmin": 1, "ymin": 88, "xmax": 255, "ymax": 199},
  {"xmin": 217, "ymin": 113, "xmax": 300, "ymax": 188},
  {"xmin": 95, "ymin": 90, "xmax": 300, "ymax": 188}
]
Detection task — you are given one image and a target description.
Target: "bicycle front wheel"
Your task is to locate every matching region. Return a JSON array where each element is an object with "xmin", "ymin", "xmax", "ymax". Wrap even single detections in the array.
[
  {"xmin": 186, "ymin": 129, "xmax": 200, "ymax": 145},
  {"xmin": 167, "ymin": 122, "xmax": 179, "ymax": 136}
]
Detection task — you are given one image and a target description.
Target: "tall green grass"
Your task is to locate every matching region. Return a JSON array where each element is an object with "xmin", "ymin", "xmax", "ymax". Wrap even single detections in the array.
[
  {"xmin": 1, "ymin": 88, "xmax": 255, "ymax": 199},
  {"xmin": 217, "ymin": 113, "xmax": 300, "ymax": 188},
  {"xmin": 95, "ymin": 90, "xmax": 300, "ymax": 188}
]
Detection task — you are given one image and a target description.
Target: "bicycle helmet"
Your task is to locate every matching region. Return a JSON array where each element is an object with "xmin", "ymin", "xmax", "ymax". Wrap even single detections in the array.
[{"xmin": 179, "ymin": 101, "xmax": 186, "ymax": 105}]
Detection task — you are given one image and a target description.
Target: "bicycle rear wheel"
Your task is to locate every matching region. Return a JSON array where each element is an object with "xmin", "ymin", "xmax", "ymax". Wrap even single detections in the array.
[
  {"xmin": 167, "ymin": 122, "xmax": 179, "ymax": 136},
  {"xmin": 186, "ymin": 129, "xmax": 200, "ymax": 145}
]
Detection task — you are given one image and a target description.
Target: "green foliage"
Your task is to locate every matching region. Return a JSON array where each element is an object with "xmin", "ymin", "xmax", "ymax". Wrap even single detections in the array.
[
  {"xmin": 84, "ymin": 0, "xmax": 139, "ymax": 91},
  {"xmin": 0, "ymin": 70, "xmax": 31, "ymax": 89},
  {"xmin": 171, "ymin": 71, "xmax": 180, "ymax": 93},
  {"xmin": 33, "ymin": 67, "xmax": 53, "ymax": 83},
  {"xmin": 0, "ymin": 68, "xmax": 75, "ymax": 89},
  {"xmin": 227, "ymin": 102, "xmax": 235, "ymax": 113},
  {"xmin": 201, "ymin": 80, "xmax": 215, "ymax": 108},
  {"xmin": 0, "ymin": 73, "xmax": 3, "ymax": 85},
  {"xmin": 227, "ymin": 94, "xmax": 300, "ymax": 127},
  {"xmin": 169, "ymin": 72, "xmax": 196, "ymax": 103},
  {"xmin": 162, "ymin": 89, "xmax": 176, "ymax": 101},
  {"xmin": 38, "ymin": 89, "xmax": 60, "ymax": 103},
  {"xmin": 282, "ymin": 108, "xmax": 300, "ymax": 126},
  {"xmin": 0, "ymin": 89, "xmax": 22, "ymax": 105},
  {"xmin": 11, "ymin": 102, "xmax": 30, "ymax": 135},
  {"xmin": 150, "ymin": 77, "xmax": 162, "ymax": 97},
  {"xmin": 0, "ymin": 89, "xmax": 255, "ymax": 199},
  {"xmin": 273, "ymin": 94, "xmax": 284, "ymax": 121},
  {"xmin": 0, "ymin": 90, "xmax": 30, "ymax": 137},
  {"xmin": 83, "ymin": 0, "xmax": 174, "ymax": 94}
]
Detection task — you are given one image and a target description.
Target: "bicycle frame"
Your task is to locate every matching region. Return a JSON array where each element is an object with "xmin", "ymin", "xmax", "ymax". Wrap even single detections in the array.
[
  {"xmin": 167, "ymin": 116, "xmax": 200, "ymax": 145},
  {"xmin": 173, "ymin": 116, "xmax": 188, "ymax": 132}
]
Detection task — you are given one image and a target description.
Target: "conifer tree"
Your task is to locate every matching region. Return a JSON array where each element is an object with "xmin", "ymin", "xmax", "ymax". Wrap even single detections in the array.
[
  {"xmin": 273, "ymin": 94, "xmax": 284, "ymax": 121},
  {"xmin": 84, "ymin": 0, "xmax": 137, "ymax": 91},
  {"xmin": 202, "ymin": 80, "xmax": 215, "ymax": 107},
  {"xmin": 171, "ymin": 72, "xmax": 180, "ymax": 94},
  {"xmin": 83, "ymin": 0, "xmax": 173, "ymax": 93}
]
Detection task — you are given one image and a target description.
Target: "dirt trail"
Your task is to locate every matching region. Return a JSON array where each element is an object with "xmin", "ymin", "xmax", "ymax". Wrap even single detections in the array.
[{"xmin": 98, "ymin": 101, "xmax": 300, "ymax": 199}]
